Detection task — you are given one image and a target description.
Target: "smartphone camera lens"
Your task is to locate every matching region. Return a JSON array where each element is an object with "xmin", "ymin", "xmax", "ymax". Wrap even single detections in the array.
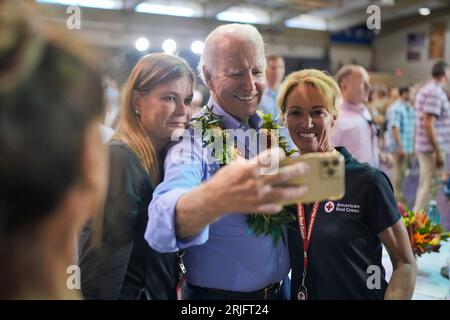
[
  {"xmin": 327, "ymin": 168, "xmax": 335, "ymax": 176},
  {"xmin": 322, "ymin": 160, "xmax": 329, "ymax": 167},
  {"xmin": 332, "ymin": 159, "xmax": 339, "ymax": 166}
]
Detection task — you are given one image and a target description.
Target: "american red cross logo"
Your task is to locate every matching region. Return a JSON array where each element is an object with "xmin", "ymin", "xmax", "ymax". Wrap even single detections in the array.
[{"xmin": 324, "ymin": 201, "xmax": 335, "ymax": 213}]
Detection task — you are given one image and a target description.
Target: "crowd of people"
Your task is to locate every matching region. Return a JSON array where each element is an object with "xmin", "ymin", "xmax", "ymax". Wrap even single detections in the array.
[
  {"xmin": 365, "ymin": 65, "xmax": 450, "ymax": 211},
  {"xmin": 1, "ymin": 0, "xmax": 449, "ymax": 300}
]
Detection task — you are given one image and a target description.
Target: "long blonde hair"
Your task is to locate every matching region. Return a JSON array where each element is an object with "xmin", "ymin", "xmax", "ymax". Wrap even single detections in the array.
[{"xmin": 114, "ymin": 53, "xmax": 195, "ymax": 187}]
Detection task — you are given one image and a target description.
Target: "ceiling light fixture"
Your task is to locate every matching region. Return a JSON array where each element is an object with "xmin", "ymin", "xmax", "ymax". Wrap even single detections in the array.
[
  {"xmin": 135, "ymin": 37, "xmax": 150, "ymax": 52},
  {"xmin": 162, "ymin": 39, "xmax": 177, "ymax": 54},
  {"xmin": 418, "ymin": 7, "xmax": 431, "ymax": 16}
]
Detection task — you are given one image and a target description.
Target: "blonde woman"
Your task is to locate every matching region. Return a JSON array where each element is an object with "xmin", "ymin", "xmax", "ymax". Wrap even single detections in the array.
[
  {"xmin": 79, "ymin": 53, "xmax": 195, "ymax": 300},
  {"xmin": 278, "ymin": 69, "xmax": 417, "ymax": 300}
]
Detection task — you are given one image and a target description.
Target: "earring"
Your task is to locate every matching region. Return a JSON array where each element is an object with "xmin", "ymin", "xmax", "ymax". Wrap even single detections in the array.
[{"xmin": 135, "ymin": 110, "xmax": 140, "ymax": 115}]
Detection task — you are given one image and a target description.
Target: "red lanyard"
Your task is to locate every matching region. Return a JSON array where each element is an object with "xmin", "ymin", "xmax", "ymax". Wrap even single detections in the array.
[{"xmin": 296, "ymin": 202, "xmax": 320, "ymax": 275}]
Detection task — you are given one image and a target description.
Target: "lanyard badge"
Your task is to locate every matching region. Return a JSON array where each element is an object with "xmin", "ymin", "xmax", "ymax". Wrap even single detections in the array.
[{"xmin": 296, "ymin": 201, "xmax": 320, "ymax": 300}]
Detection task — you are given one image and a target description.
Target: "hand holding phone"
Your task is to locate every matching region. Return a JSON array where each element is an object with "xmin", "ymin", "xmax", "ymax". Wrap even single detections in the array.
[{"xmin": 276, "ymin": 150, "xmax": 345, "ymax": 205}]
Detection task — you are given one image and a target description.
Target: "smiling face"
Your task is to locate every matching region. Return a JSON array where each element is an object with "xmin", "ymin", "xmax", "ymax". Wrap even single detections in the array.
[
  {"xmin": 204, "ymin": 38, "xmax": 266, "ymax": 122},
  {"xmin": 135, "ymin": 76, "xmax": 193, "ymax": 150},
  {"xmin": 284, "ymin": 84, "xmax": 336, "ymax": 154}
]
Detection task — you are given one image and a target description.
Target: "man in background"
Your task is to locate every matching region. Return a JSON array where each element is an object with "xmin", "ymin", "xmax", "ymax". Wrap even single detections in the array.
[
  {"xmin": 332, "ymin": 64, "xmax": 379, "ymax": 167},
  {"xmin": 258, "ymin": 55, "xmax": 296, "ymax": 152},
  {"xmin": 413, "ymin": 61, "xmax": 450, "ymax": 212},
  {"xmin": 385, "ymin": 86, "xmax": 415, "ymax": 202},
  {"xmin": 259, "ymin": 55, "xmax": 285, "ymax": 124}
]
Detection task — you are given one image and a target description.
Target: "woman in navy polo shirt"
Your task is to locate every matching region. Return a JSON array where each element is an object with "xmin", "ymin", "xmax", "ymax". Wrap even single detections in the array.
[{"xmin": 278, "ymin": 69, "xmax": 417, "ymax": 300}]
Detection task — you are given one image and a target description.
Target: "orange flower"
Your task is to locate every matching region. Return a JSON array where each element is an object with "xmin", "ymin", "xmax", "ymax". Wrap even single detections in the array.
[
  {"xmin": 415, "ymin": 212, "xmax": 428, "ymax": 229},
  {"xmin": 413, "ymin": 232, "xmax": 427, "ymax": 245}
]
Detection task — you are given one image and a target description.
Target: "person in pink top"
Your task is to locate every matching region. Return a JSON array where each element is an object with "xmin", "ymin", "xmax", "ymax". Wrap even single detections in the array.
[{"xmin": 332, "ymin": 65, "xmax": 379, "ymax": 168}]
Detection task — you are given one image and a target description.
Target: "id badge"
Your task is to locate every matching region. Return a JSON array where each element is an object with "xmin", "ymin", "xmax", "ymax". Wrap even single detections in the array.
[{"xmin": 297, "ymin": 286, "xmax": 308, "ymax": 300}]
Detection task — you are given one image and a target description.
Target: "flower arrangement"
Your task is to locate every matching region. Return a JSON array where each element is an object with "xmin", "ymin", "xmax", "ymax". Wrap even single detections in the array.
[
  {"xmin": 398, "ymin": 202, "xmax": 450, "ymax": 257},
  {"xmin": 190, "ymin": 106, "xmax": 297, "ymax": 245}
]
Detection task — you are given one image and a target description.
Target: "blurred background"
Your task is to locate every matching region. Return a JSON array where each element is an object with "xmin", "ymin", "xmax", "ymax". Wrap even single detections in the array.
[{"xmin": 36, "ymin": 0, "xmax": 450, "ymax": 89}]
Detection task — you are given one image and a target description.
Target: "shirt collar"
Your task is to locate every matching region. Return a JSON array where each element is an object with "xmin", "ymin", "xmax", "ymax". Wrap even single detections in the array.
[
  {"xmin": 206, "ymin": 97, "xmax": 262, "ymax": 130},
  {"xmin": 431, "ymin": 79, "xmax": 444, "ymax": 88},
  {"xmin": 340, "ymin": 99, "xmax": 366, "ymax": 111},
  {"xmin": 265, "ymin": 87, "xmax": 278, "ymax": 96},
  {"xmin": 395, "ymin": 99, "xmax": 413, "ymax": 109},
  {"xmin": 335, "ymin": 146, "xmax": 352, "ymax": 163}
]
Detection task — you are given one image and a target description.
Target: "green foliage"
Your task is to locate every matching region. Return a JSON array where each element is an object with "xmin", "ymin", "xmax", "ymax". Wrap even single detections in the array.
[{"xmin": 191, "ymin": 107, "xmax": 299, "ymax": 245}]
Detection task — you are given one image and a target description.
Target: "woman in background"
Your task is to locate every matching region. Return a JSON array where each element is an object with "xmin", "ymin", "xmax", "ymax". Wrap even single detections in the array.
[
  {"xmin": 79, "ymin": 53, "xmax": 195, "ymax": 299},
  {"xmin": 0, "ymin": 0, "xmax": 108, "ymax": 299}
]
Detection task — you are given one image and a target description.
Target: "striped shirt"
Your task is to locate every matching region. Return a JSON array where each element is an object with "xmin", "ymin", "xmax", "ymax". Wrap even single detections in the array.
[
  {"xmin": 385, "ymin": 100, "xmax": 415, "ymax": 153},
  {"xmin": 414, "ymin": 80, "xmax": 450, "ymax": 153}
]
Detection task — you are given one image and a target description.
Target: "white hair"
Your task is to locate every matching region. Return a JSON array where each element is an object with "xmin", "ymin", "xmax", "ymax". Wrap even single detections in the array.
[
  {"xmin": 197, "ymin": 23, "xmax": 265, "ymax": 84},
  {"xmin": 334, "ymin": 64, "xmax": 367, "ymax": 89}
]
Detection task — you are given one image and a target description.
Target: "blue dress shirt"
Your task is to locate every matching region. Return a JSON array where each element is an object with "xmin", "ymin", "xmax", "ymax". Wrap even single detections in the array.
[{"xmin": 145, "ymin": 98, "xmax": 290, "ymax": 292}]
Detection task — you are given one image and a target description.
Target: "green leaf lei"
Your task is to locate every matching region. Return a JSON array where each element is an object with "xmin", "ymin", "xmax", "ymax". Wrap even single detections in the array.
[{"xmin": 190, "ymin": 106, "xmax": 298, "ymax": 245}]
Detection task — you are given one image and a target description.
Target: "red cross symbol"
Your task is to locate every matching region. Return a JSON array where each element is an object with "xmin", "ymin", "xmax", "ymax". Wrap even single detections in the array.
[{"xmin": 324, "ymin": 201, "xmax": 335, "ymax": 213}]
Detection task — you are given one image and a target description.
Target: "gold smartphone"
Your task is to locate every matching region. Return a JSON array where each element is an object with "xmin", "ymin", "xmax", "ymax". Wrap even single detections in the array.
[{"xmin": 277, "ymin": 150, "xmax": 345, "ymax": 205}]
